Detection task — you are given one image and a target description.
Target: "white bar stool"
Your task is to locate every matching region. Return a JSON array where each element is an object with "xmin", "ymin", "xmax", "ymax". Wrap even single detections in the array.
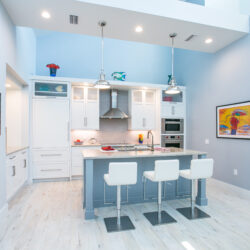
[
  {"xmin": 143, "ymin": 159, "xmax": 179, "ymax": 226},
  {"xmin": 103, "ymin": 162, "xmax": 137, "ymax": 232},
  {"xmin": 177, "ymin": 158, "xmax": 214, "ymax": 220}
]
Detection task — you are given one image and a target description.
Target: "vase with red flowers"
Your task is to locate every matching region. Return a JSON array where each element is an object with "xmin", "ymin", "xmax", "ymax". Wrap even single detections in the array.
[{"xmin": 46, "ymin": 63, "xmax": 60, "ymax": 77}]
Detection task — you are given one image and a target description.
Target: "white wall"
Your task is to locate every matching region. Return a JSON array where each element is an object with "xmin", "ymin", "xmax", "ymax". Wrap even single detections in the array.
[{"xmin": 0, "ymin": 2, "xmax": 36, "ymax": 215}]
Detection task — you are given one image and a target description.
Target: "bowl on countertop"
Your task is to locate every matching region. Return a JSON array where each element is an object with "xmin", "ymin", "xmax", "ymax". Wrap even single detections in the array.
[{"xmin": 74, "ymin": 140, "xmax": 83, "ymax": 145}]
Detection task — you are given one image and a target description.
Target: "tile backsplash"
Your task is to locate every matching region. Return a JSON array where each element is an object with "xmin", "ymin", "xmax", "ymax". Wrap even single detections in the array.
[{"xmin": 71, "ymin": 129, "xmax": 160, "ymax": 145}]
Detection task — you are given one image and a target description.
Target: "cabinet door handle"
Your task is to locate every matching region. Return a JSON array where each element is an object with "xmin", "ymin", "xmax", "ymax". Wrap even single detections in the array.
[
  {"xmin": 86, "ymin": 117, "xmax": 88, "ymax": 127},
  {"xmin": 67, "ymin": 121, "xmax": 70, "ymax": 142},
  {"xmin": 171, "ymin": 106, "xmax": 175, "ymax": 115},
  {"xmin": 24, "ymin": 159, "xmax": 27, "ymax": 168},
  {"xmin": 41, "ymin": 154, "xmax": 62, "ymax": 157},
  {"xmin": 12, "ymin": 166, "xmax": 16, "ymax": 176},
  {"xmin": 142, "ymin": 118, "xmax": 146, "ymax": 127},
  {"xmin": 41, "ymin": 169, "xmax": 62, "ymax": 172},
  {"xmin": 84, "ymin": 117, "xmax": 86, "ymax": 127}
]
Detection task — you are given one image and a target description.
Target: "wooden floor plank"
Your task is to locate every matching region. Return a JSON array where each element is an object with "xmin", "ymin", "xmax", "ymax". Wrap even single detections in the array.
[{"xmin": 0, "ymin": 178, "xmax": 250, "ymax": 250}]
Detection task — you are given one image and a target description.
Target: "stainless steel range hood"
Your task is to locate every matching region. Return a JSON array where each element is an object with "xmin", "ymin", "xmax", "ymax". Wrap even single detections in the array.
[{"xmin": 100, "ymin": 89, "xmax": 129, "ymax": 119}]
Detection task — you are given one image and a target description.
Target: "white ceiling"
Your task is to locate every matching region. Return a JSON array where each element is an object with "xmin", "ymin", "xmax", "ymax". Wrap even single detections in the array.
[{"xmin": 2, "ymin": 0, "xmax": 249, "ymax": 53}]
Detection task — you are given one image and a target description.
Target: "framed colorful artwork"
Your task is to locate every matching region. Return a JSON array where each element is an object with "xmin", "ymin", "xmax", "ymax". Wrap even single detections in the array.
[{"xmin": 216, "ymin": 101, "xmax": 250, "ymax": 139}]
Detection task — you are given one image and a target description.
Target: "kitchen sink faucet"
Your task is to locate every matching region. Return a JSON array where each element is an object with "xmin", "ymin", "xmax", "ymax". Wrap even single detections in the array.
[{"xmin": 147, "ymin": 130, "xmax": 154, "ymax": 151}]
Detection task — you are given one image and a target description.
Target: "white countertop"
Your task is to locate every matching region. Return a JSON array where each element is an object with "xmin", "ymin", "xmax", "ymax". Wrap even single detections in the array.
[
  {"xmin": 72, "ymin": 143, "xmax": 160, "ymax": 147},
  {"xmin": 82, "ymin": 147, "xmax": 206, "ymax": 159},
  {"xmin": 6, "ymin": 146, "xmax": 29, "ymax": 155}
]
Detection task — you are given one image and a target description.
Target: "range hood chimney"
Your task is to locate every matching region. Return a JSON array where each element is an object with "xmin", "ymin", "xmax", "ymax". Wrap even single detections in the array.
[{"xmin": 101, "ymin": 89, "xmax": 129, "ymax": 119}]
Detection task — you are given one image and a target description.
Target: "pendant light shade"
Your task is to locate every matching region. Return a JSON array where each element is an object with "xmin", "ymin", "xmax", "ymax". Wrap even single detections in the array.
[
  {"xmin": 165, "ymin": 33, "xmax": 181, "ymax": 95},
  {"xmin": 95, "ymin": 21, "xmax": 110, "ymax": 89}
]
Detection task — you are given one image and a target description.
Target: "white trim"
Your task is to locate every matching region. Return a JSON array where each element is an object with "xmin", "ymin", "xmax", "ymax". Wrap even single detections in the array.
[
  {"xmin": 29, "ymin": 75, "xmax": 186, "ymax": 91},
  {"xmin": 0, "ymin": 203, "xmax": 8, "ymax": 239}
]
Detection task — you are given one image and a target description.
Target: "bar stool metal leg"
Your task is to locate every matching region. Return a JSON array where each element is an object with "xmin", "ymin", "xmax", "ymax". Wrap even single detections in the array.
[
  {"xmin": 177, "ymin": 179, "xmax": 210, "ymax": 220},
  {"xmin": 143, "ymin": 181, "xmax": 177, "ymax": 226},
  {"xmin": 104, "ymin": 185, "xmax": 135, "ymax": 232}
]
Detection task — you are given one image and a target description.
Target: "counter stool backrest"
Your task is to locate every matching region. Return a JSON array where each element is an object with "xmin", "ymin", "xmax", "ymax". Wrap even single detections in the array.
[
  {"xmin": 154, "ymin": 160, "xmax": 179, "ymax": 181},
  {"xmin": 108, "ymin": 162, "xmax": 137, "ymax": 186},
  {"xmin": 190, "ymin": 159, "xmax": 214, "ymax": 179}
]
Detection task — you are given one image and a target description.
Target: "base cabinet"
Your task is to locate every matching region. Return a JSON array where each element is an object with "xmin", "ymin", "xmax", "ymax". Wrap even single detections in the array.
[
  {"xmin": 71, "ymin": 146, "xmax": 100, "ymax": 176},
  {"xmin": 6, "ymin": 149, "xmax": 28, "ymax": 201},
  {"xmin": 32, "ymin": 148, "xmax": 70, "ymax": 179}
]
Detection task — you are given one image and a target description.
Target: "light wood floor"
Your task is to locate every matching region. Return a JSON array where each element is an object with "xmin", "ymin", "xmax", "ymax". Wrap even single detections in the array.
[{"xmin": 1, "ymin": 178, "xmax": 250, "ymax": 250}]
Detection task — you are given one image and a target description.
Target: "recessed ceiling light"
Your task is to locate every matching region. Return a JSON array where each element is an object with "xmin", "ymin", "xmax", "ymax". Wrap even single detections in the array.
[
  {"xmin": 135, "ymin": 26, "xmax": 143, "ymax": 33},
  {"xmin": 6, "ymin": 83, "xmax": 11, "ymax": 88},
  {"xmin": 41, "ymin": 11, "xmax": 51, "ymax": 19},
  {"xmin": 205, "ymin": 38, "xmax": 213, "ymax": 44}
]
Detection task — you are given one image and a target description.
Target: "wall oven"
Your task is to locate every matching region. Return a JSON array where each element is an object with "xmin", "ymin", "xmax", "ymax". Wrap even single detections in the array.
[
  {"xmin": 161, "ymin": 118, "xmax": 184, "ymax": 134},
  {"xmin": 161, "ymin": 135, "xmax": 184, "ymax": 148}
]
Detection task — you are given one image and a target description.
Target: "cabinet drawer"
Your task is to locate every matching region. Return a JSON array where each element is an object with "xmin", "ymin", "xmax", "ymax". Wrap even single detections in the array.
[
  {"xmin": 33, "ymin": 162, "xmax": 69, "ymax": 179},
  {"xmin": 33, "ymin": 149, "xmax": 69, "ymax": 162}
]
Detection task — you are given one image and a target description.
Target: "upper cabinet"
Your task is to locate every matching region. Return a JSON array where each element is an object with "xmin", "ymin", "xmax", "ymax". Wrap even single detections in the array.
[
  {"xmin": 129, "ymin": 89, "xmax": 156, "ymax": 130},
  {"xmin": 161, "ymin": 88, "xmax": 186, "ymax": 118},
  {"xmin": 34, "ymin": 82, "xmax": 68, "ymax": 98},
  {"xmin": 71, "ymin": 86, "xmax": 99, "ymax": 130}
]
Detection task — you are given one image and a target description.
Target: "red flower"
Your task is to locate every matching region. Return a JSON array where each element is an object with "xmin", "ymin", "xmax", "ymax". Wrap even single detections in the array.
[{"xmin": 46, "ymin": 63, "xmax": 60, "ymax": 69}]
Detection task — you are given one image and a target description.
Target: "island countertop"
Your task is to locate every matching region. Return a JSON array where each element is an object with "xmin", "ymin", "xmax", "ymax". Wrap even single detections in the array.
[{"xmin": 82, "ymin": 147, "xmax": 207, "ymax": 159}]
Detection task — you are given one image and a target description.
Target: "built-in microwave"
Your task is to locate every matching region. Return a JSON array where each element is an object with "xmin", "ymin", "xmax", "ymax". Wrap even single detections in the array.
[{"xmin": 161, "ymin": 119, "xmax": 184, "ymax": 134}]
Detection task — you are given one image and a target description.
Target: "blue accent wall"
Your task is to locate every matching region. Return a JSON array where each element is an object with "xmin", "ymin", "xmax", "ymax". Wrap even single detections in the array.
[
  {"xmin": 181, "ymin": 0, "xmax": 205, "ymax": 6},
  {"xmin": 175, "ymin": 30, "xmax": 250, "ymax": 190},
  {"xmin": 36, "ymin": 30, "xmax": 172, "ymax": 84}
]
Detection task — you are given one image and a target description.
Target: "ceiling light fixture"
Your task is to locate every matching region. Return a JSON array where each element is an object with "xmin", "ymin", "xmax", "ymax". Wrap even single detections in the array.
[
  {"xmin": 205, "ymin": 38, "xmax": 213, "ymax": 44},
  {"xmin": 165, "ymin": 33, "xmax": 181, "ymax": 95},
  {"xmin": 41, "ymin": 11, "xmax": 51, "ymax": 19},
  {"xmin": 135, "ymin": 26, "xmax": 143, "ymax": 33},
  {"xmin": 94, "ymin": 21, "xmax": 110, "ymax": 89}
]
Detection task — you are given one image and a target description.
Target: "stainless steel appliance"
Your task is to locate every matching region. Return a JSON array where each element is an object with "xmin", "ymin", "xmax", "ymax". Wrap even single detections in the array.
[
  {"xmin": 161, "ymin": 118, "xmax": 184, "ymax": 134},
  {"xmin": 161, "ymin": 135, "xmax": 184, "ymax": 148},
  {"xmin": 100, "ymin": 89, "xmax": 129, "ymax": 119}
]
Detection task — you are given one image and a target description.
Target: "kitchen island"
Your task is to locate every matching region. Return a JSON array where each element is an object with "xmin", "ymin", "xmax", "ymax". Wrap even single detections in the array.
[{"xmin": 82, "ymin": 147, "xmax": 208, "ymax": 220}]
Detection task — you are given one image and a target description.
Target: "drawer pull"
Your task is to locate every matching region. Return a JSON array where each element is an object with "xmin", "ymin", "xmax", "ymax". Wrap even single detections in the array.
[
  {"xmin": 41, "ymin": 154, "xmax": 62, "ymax": 157},
  {"xmin": 12, "ymin": 166, "xmax": 16, "ymax": 176},
  {"xmin": 22, "ymin": 151, "xmax": 27, "ymax": 155},
  {"xmin": 41, "ymin": 169, "xmax": 62, "ymax": 172},
  {"xmin": 9, "ymin": 156, "xmax": 16, "ymax": 160}
]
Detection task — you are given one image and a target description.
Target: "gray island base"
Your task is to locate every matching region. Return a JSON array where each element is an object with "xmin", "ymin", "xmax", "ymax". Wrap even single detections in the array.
[{"xmin": 82, "ymin": 148, "xmax": 208, "ymax": 220}]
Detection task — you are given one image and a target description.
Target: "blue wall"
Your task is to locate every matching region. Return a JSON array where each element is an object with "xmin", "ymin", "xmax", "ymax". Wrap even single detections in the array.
[
  {"xmin": 36, "ymin": 30, "xmax": 172, "ymax": 84},
  {"xmin": 181, "ymin": 0, "xmax": 205, "ymax": 6},
  {"xmin": 175, "ymin": 32, "xmax": 250, "ymax": 190}
]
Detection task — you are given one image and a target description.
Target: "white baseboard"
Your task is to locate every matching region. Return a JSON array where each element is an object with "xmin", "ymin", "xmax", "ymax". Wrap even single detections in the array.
[{"xmin": 0, "ymin": 203, "xmax": 8, "ymax": 239}]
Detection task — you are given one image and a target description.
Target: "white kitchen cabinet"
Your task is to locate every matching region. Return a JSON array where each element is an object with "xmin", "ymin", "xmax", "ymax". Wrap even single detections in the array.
[
  {"xmin": 129, "ymin": 90, "xmax": 156, "ymax": 130},
  {"xmin": 161, "ymin": 88, "xmax": 186, "ymax": 118},
  {"xmin": 161, "ymin": 103, "xmax": 185, "ymax": 118},
  {"xmin": 71, "ymin": 87, "xmax": 99, "ymax": 130},
  {"xmin": 32, "ymin": 83, "xmax": 70, "ymax": 180},
  {"xmin": 32, "ymin": 149, "xmax": 70, "ymax": 179},
  {"xmin": 33, "ymin": 99, "xmax": 70, "ymax": 148},
  {"xmin": 71, "ymin": 146, "xmax": 100, "ymax": 176},
  {"xmin": 6, "ymin": 149, "xmax": 28, "ymax": 201}
]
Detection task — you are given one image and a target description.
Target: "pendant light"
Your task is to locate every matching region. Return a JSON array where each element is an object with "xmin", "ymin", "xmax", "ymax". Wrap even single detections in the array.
[
  {"xmin": 165, "ymin": 33, "xmax": 181, "ymax": 95},
  {"xmin": 94, "ymin": 21, "xmax": 110, "ymax": 89}
]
